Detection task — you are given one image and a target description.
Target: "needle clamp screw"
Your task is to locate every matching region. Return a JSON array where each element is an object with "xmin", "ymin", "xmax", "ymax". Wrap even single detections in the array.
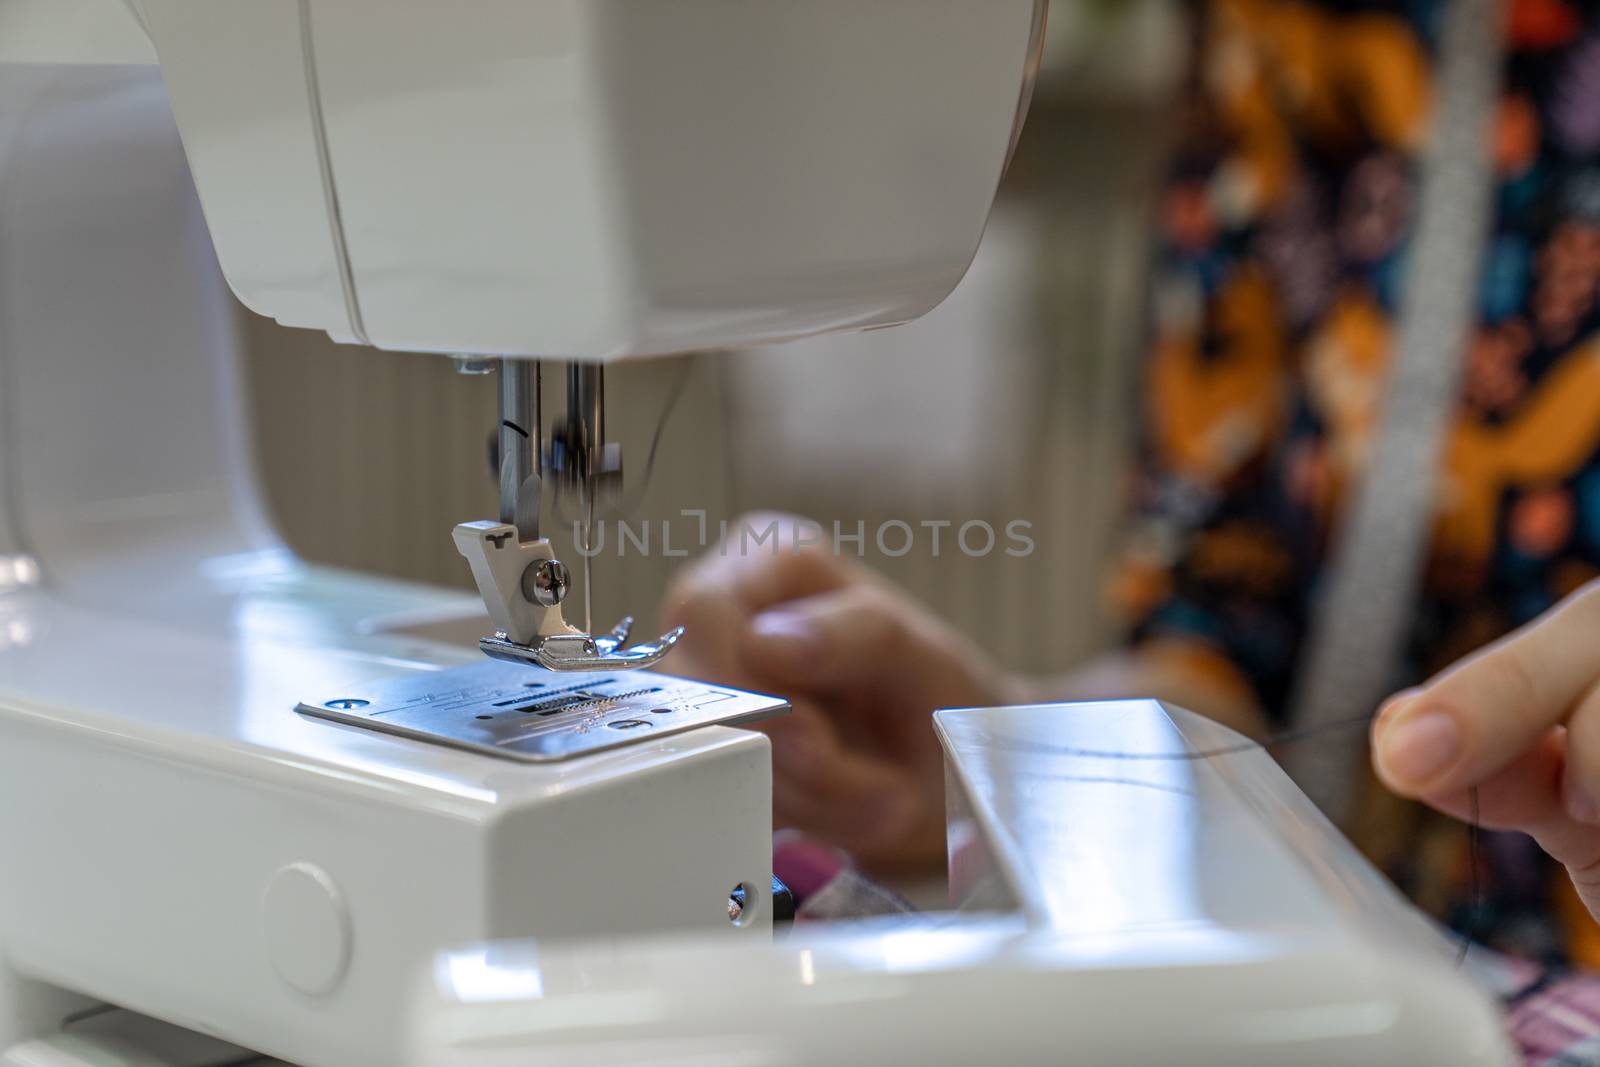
[{"xmin": 521, "ymin": 557, "xmax": 571, "ymax": 607}]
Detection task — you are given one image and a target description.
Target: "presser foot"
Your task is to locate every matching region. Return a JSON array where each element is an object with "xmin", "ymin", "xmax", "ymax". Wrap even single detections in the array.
[
  {"xmin": 454, "ymin": 521, "xmax": 683, "ymax": 674},
  {"xmin": 480, "ymin": 616, "xmax": 685, "ymax": 672}
]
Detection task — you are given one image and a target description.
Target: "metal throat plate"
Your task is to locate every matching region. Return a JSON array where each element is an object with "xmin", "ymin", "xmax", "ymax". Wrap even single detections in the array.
[{"xmin": 296, "ymin": 661, "xmax": 788, "ymax": 763}]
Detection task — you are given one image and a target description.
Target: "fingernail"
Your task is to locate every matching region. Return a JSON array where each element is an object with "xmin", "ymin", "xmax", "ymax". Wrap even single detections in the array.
[
  {"xmin": 748, "ymin": 611, "xmax": 821, "ymax": 667},
  {"xmin": 1569, "ymin": 778, "xmax": 1600, "ymax": 825},
  {"xmin": 1376, "ymin": 711, "xmax": 1462, "ymax": 790},
  {"xmin": 1375, "ymin": 689, "xmax": 1423, "ymax": 727}
]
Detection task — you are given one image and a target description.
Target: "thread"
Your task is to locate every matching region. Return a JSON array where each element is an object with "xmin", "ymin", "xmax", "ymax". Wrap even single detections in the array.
[
  {"xmin": 1009, "ymin": 711, "xmax": 1376, "ymax": 762},
  {"xmin": 602, "ymin": 357, "xmax": 694, "ymax": 521},
  {"xmin": 1461, "ymin": 785, "xmax": 1481, "ymax": 969},
  {"xmin": 545, "ymin": 357, "xmax": 693, "ymax": 526}
]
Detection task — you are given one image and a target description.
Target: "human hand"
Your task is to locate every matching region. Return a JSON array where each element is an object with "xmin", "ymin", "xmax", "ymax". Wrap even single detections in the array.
[
  {"xmin": 662, "ymin": 513, "xmax": 1025, "ymax": 874},
  {"xmin": 1372, "ymin": 584, "xmax": 1600, "ymax": 919}
]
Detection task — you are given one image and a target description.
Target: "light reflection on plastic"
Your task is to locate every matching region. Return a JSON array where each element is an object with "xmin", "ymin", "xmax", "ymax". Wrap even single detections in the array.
[
  {"xmin": 798, "ymin": 948, "xmax": 816, "ymax": 987},
  {"xmin": 0, "ymin": 555, "xmax": 40, "ymax": 593},
  {"xmin": 444, "ymin": 948, "xmax": 546, "ymax": 1003},
  {"xmin": 1000, "ymin": 704, "xmax": 1200, "ymax": 935},
  {"xmin": 198, "ymin": 547, "xmax": 298, "ymax": 584},
  {"xmin": 0, "ymin": 614, "xmax": 34, "ymax": 652},
  {"xmin": 231, "ymin": 584, "xmax": 360, "ymax": 644},
  {"xmin": 872, "ymin": 927, "xmax": 1005, "ymax": 973},
  {"xmin": 0, "ymin": 566, "xmax": 36, "ymax": 652},
  {"xmin": 939, "ymin": 702, "xmax": 1212, "ymax": 938}
]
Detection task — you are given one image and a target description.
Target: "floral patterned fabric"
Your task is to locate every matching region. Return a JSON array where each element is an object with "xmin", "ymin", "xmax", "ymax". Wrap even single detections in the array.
[{"xmin": 1117, "ymin": 0, "xmax": 1600, "ymax": 964}]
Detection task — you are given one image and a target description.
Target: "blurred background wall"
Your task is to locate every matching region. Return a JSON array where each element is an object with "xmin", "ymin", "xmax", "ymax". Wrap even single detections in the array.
[{"xmin": 242, "ymin": 1, "xmax": 1184, "ymax": 677}]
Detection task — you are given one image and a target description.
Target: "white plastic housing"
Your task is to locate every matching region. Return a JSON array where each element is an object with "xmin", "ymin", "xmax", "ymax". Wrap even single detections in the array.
[{"xmin": 136, "ymin": 0, "xmax": 1045, "ymax": 360}]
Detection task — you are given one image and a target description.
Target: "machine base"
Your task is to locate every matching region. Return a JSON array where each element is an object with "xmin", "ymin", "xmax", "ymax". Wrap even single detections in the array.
[{"xmin": 296, "ymin": 662, "xmax": 788, "ymax": 763}]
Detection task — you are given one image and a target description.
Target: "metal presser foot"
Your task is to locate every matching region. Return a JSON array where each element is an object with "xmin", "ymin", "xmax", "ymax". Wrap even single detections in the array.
[
  {"xmin": 453, "ymin": 518, "xmax": 684, "ymax": 673},
  {"xmin": 453, "ymin": 358, "xmax": 682, "ymax": 673},
  {"xmin": 479, "ymin": 616, "xmax": 683, "ymax": 670}
]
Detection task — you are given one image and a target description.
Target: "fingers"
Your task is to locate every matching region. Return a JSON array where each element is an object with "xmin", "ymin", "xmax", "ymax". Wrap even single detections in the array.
[
  {"xmin": 661, "ymin": 513, "xmax": 859, "ymax": 687},
  {"xmin": 1411, "ymin": 728, "xmax": 1568, "ymax": 841},
  {"xmin": 742, "ymin": 582, "xmax": 1019, "ymax": 722},
  {"xmin": 1369, "ymin": 585, "xmax": 1600, "ymax": 927},
  {"xmin": 1564, "ymin": 682, "xmax": 1600, "ymax": 825},
  {"xmin": 663, "ymin": 512, "xmax": 857, "ymax": 623},
  {"xmin": 759, "ymin": 703, "xmax": 932, "ymax": 860},
  {"xmin": 1373, "ymin": 583, "xmax": 1600, "ymax": 798},
  {"xmin": 655, "ymin": 512, "xmax": 973, "ymax": 873},
  {"xmin": 662, "ymin": 510, "xmax": 978, "ymax": 705},
  {"xmin": 742, "ymin": 584, "xmax": 913, "ymax": 690},
  {"xmin": 1413, "ymin": 726, "xmax": 1600, "ymax": 917}
]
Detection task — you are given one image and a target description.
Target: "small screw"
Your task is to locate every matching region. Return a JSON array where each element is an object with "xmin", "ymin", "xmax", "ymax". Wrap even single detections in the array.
[
  {"xmin": 608, "ymin": 719, "xmax": 651, "ymax": 731},
  {"xmin": 452, "ymin": 355, "xmax": 498, "ymax": 376},
  {"xmin": 522, "ymin": 558, "xmax": 571, "ymax": 607},
  {"xmin": 325, "ymin": 698, "xmax": 369, "ymax": 710}
]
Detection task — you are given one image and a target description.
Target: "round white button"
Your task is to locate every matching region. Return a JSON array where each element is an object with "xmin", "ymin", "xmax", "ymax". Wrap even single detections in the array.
[{"xmin": 261, "ymin": 862, "xmax": 352, "ymax": 997}]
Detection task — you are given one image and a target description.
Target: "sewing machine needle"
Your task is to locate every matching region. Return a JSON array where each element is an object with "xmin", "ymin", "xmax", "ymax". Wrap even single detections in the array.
[{"xmin": 583, "ymin": 490, "xmax": 594, "ymax": 637}]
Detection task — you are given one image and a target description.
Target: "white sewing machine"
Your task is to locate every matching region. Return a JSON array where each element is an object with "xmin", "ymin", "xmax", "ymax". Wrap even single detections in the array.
[{"xmin": 0, "ymin": 3, "xmax": 1511, "ymax": 1064}]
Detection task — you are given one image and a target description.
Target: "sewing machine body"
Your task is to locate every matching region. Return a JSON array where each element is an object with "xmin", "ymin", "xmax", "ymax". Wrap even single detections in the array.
[
  {"xmin": 0, "ymin": 52, "xmax": 783, "ymax": 1066},
  {"xmin": 0, "ymin": 5, "xmax": 1512, "ymax": 1065}
]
